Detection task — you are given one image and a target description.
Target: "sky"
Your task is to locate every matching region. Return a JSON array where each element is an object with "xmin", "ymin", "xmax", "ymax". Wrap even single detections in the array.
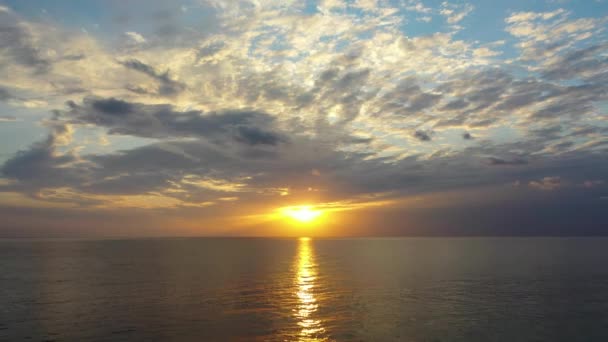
[{"xmin": 0, "ymin": 0, "xmax": 606, "ymax": 237}]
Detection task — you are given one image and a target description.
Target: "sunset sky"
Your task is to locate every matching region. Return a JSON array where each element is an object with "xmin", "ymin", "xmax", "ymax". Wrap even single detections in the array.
[{"xmin": 0, "ymin": 0, "xmax": 606, "ymax": 237}]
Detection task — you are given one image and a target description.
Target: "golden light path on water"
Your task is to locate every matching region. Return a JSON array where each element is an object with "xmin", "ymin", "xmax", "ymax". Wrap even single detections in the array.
[{"xmin": 294, "ymin": 237, "xmax": 327, "ymax": 341}]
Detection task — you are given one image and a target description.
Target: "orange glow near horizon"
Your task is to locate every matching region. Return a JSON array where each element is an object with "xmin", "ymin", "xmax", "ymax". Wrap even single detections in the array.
[{"xmin": 281, "ymin": 205, "xmax": 323, "ymax": 224}]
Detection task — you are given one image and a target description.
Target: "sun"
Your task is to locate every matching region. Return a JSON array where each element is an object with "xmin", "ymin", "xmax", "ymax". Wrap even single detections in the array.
[{"xmin": 282, "ymin": 205, "xmax": 323, "ymax": 223}]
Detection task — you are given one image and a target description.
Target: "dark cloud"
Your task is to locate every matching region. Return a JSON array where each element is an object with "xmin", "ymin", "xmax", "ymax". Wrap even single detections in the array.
[
  {"xmin": 488, "ymin": 157, "xmax": 528, "ymax": 166},
  {"xmin": 0, "ymin": 115, "xmax": 17, "ymax": 122},
  {"xmin": 62, "ymin": 53, "xmax": 86, "ymax": 61},
  {"xmin": 0, "ymin": 87, "xmax": 13, "ymax": 101},
  {"xmin": 0, "ymin": 10, "xmax": 51, "ymax": 73},
  {"xmin": 2, "ymin": 141, "xmax": 57, "ymax": 181},
  {"xmin": 197, "ymin": 41, "xmax": 225, "ymax": 60},
  {"xmin": 307, "ymin": 67, "xmax": 373, "ymax": 123},
  {"xmin": 550, "ymin": 141, "xmax": 575, "ymax": 152},
  {"xmin": 119, "ymin": 59, "xmax": 186, "ymax": 96},
  {"xmin": 413, "ymin": 130, "xmax": 432, "ymax": 141},
  {"xmin": 409, "ymin": 93, "xmax": 442, "ymax": 112},
  {"xmin": 125, "ymin": 85, "xmax": 151, "ymax": 95},
  {"xmin": 428, "ymin": 48, "xmax": 608, "ymax": 131},
  {"xmin": 531, "ymin": 125, "xmax": 562, "ymax": 140},
  {"xmin": 336, "ymin": 69, "xmax": 371, "ymax": 89},
  {"xmin": 439, "ymin": 69, "xmax": 513, "ymax": 106},
  {"xmin": 236, "ymin": 126, "xmax": 286, "ymax": 146},
  {"xmin": 494, "ymin": 80, "xmax": 553, "ymax": 111},
  {"xmin": 541, "ymin": 44, "xmax": 608, "ymax": 81},
  {"xmin": 120, "ymin": 59, "xmax": 156, "ymax": 75},
  {"xmin": 468, "ymin": 118, "xmax": 497, "ymax": 127},
  {"xmin": 379, "ymin": 78, "xmax": 443, "ymax": 116},
  {"xmin": 58, "ymin": 97, "xmax": 287, "ymax": 146},
  {"xmin": 359, "ymin": 188, "xmax": 608, "ymax": 236},
  {"xmin": 90, "ymin": 98, "xmax": 134, "ymax": 115},
  {"xmin": 441, "ymin": 99, "xmax": 468, "ymax": 111},
  {"xmin": 570, "ymin": 126, "xmax": 600, "ymax": 137},
  {"xmin": 1, "ymin": 124, "xmax": 84, "ymax": 189},
  {"xmin": 532, "ymin": 83, "xmax": 605, "ymax": 119}
]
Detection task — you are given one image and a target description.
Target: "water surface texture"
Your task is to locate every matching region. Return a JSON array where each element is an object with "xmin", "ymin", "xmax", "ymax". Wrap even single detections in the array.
[{"xmin": 1, "ymin": 237, "xmax": 608, "ymax": 341}]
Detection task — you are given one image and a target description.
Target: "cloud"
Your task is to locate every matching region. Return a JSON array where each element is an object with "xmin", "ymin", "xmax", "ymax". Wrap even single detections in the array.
[
  {"xmin": 0, "ymin": 9, "xmax": 52, "ymax": 73},
  {"xmin": 529, "ymin": 176, "xmax": 562, "ymax": 190},
  {"xmin": 90, "ymin": 97, "xmax": 134, "ymax": 115},
  {"xmin": 124, "ymin": 31, "xmax": 147, "ymax": 44},
  {"xmin": 505, "ymin": 8, "xmax": 604, "ymax": 63},
  {"xmin": 119, "ymin": 59, "xmax": 186, "ymax": 96},
  {"xmin": 0, "ymin": 115, "xmax": 18, "ymax": 122},
  {"xmin": 582, "ymin": 180, "xmax": 605, "ymax": 188},
  {"xmin": 505, "ymin": 9, "xmax": 566, "ymax": 24},
  {"xmin": 488, "ymin": 157, "xmax": 528, "ymax": 166},
  {"xmin": 197, "ymin": 40, "xmax": 225, "ymax": 61},
  {"xmin": 0, "ymin": 87, "xmax": 14, "ymax": 101},
  {"xmin": 413, "ymin": 130, "xmax": 433, "ymax": 141},
  {"xmin": 236, "ymin": 126, "xmax": 285, "ymax": 145},
  {"xmin": 1, "ymin": 123, "xmax": 80, "ymax": 188},
  {"xmin": 441, "ymin": 99, "xmax": 468, "ymax": 111},
  {"xmin": 406, "ymin": 1, "xmax": 433, "ymax": 14},
  {"xmin": 59, "ymin": 97, "xmax": 287, "ymax": 145},
  {"xmin": 540, "ymin": 43, "xmax": 608, "ymax": 80},
  {"xmin": 440, "ymin": 2, "xmax": 474, "ymax": 24}
]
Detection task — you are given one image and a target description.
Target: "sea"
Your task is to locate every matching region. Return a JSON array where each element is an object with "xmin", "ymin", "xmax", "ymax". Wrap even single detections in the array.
[{"xmin": 1, "ymin": 237, "xmax": 608, "ymax": 341}]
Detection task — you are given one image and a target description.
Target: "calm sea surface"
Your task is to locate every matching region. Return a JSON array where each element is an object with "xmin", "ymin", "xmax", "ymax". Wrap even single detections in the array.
[{"xmin": 1, "ymin": 237, "xmax": 608, "ymax": 341}]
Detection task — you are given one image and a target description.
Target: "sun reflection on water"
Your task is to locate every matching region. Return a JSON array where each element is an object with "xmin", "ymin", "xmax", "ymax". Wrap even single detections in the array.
[{"xmin": 294, "ymin": 237, "xmax": 327, "ymax": 341}]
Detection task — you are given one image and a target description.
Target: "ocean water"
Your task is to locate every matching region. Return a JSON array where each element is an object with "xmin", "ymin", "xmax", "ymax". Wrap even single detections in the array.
[{"xmin": 1, "ymin": 237, "xmax": 608, "ymax": 341}]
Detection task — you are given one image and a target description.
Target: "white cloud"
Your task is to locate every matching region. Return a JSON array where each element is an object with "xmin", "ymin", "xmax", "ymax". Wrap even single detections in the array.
[
  {"xmin": 505, "ymin": 9, "xmax": 566, "ymax": 24},
  {"xmin": 529, "ymin": 176, "xmax": 563, "ymax": 190},
  {"xmin": 440, "ymin": 2, "xmax": 474, "ymax": 24},
  {"xmin": 0, "ymin": 115, "xmax": 18, "ymax": 122},
  {"xmin": 406, "ymin": 1, "xmax": 433, "ymax": 14},
  {"xmin": 124, "ymin": 31, "xmax": 147, "ymax": 44}
]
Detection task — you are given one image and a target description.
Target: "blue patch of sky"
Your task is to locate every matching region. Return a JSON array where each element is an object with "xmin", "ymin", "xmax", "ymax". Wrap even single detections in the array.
[
  {"xmin": 0, "ymin": 0, "xmax": 217, "ymax": 42},
  {"xmin": 4, "ymin": 0, "xmax": 604, "ymax": 55},
  {"xmin": 1, "ymin": 0, "xmax": 107, "ymax": 34},
  {"xmin": 0, "ymin": 105, "xmax": 47, "ymax": 164},
  {"xmin": 66, "ymin": 127, "xmax": 159, "ymax": 156},
  {"xmin": 303, "ymin": 0, "xmax": 320, "ymax": 14},
  {"xmin": 392, "ymin": 0, "xmax": 607, "ymax": 61},
  {"xmin": 596, "ymin": 100, "xmax": 608, "ymax": 115},
  {"xmin": 0, "ymin": 105, "xmax": 159, "ymax": 164}
]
